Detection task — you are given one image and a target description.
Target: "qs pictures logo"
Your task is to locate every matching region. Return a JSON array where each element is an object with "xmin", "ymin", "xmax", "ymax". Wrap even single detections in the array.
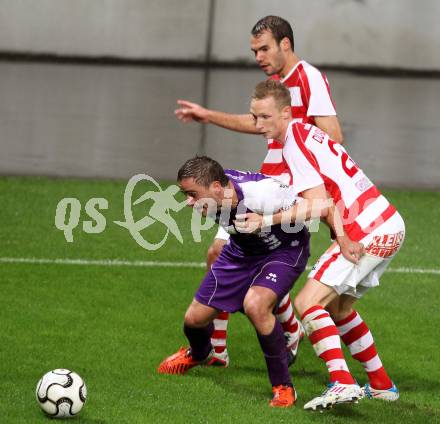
[{"xmin": 54, "ymin": 174, "xmax": 190, "ymax": 251}]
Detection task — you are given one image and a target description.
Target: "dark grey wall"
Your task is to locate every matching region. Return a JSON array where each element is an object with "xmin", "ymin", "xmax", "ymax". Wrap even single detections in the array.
[
  {"xmin": 0, "ymin": 0, "xmax": 439, "ymax": 70},
  {"xmin": 1, "ymin": 63, "xmax": 439, "ymax": 188},
  {"xmin": 0, "ymin": 1, "xmax": 439, "ymax": 187}
]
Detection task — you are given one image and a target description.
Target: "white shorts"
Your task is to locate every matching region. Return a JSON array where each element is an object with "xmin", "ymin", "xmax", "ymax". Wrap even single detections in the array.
[
  {"xmin": 215, "ymin": 225, "xmax": 231, "ymax": 241},
  {"xmin": 308, "ymin": 212, "xmax": 405, "ymax": 298}
]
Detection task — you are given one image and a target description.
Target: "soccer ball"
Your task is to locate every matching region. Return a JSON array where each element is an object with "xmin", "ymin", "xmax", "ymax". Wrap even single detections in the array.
[{"xmin": 35, "ymin": 369, "xmax": 87, "ymax": 418}]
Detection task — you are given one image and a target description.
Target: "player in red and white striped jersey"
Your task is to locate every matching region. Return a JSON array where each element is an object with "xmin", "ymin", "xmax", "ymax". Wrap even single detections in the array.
[
  {"xmin": 175, "ymin": 16, "xmax": 343, "ymax": 367},
  {"xmin": 237, "ymin": 80, "xmax": 404, "ymax": 409},
  {"xmin": 260, "ymin": 58, "xmax": 337, "ymax": 182},
  {"xmin": 261, "ymin": 55, "xmax": 339, "ymax": 182}
]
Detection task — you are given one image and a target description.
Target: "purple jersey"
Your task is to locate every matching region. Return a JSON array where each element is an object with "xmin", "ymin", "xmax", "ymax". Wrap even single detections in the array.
[
  {"xmin": 195, "ymin": 169, "xmax": 310, "ymax": 313},
  {"xmin": 218, "ymin": 169, "xmax": 310, "ymax": 256}
]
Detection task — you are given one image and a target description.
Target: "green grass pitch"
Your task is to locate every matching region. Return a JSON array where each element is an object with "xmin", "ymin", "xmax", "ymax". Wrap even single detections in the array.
[{"xmin": 0, "ymin": 176, "xmax": 439, "ymax": 423}]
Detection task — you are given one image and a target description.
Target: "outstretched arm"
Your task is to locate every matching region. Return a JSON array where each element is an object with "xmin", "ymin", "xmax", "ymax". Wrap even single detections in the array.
[{"xmin": 175, "ymin": 100, "xmax": 261, "ymax": 134}]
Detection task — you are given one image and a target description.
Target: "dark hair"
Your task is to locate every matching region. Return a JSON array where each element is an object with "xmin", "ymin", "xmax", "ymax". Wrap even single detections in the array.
[
  {"xmin": 251, "ymin": 15, "xmax": 294, "ymax": 51},
  {"xmin": 252, "ymin": 79, "xmax": 291, "ymax": 110},
  {"xmin": 177, "ymin": 156, "xmax": 229, "ymax": 187}
]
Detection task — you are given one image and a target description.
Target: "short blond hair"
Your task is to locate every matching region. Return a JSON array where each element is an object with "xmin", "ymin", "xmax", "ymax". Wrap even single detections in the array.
[{"xmin": 252, "ymin": 79, "xmax": 291, "ymax": 110}]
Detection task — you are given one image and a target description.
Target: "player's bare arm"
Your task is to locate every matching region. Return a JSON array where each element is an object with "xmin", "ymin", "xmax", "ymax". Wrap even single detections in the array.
[
  {"xmin": 314, "ymin": 115, "xmax": 344, "ymax": 144},
  {"xmin": 285, "ymin": 190, "xmax": 364, "ymax": 264},
  {"xmin": 233, "ymin": 184, "xmax": 363, "ymax": 264},
  {"xmin": 321, "ymin": 201, "xmax": 365, "ymax": 264},
  {"xmin": 233, "ymin": 184, "xmax": 329, "ymax": 233},
  {"xmin": 175, "ymin": 100, "xmax": 260, "ymax": 134}
]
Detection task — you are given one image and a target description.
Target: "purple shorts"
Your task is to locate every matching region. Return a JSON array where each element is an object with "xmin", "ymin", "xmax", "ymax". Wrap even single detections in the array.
[{"xmin": 195, "ymin": 244, "xmax": 309, "ymax": 313}]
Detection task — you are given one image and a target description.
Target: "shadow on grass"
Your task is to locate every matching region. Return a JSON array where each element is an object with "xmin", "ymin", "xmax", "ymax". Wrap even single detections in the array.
[
  {"xmin": 202, "ymin": 368, "xmax": 370, "ymax": 420},
  {"xmin": 201, "ymin": 366, "xmax": 268, "ymax": 400},
  {"xmin": 35, "ymin": 410, "xmax": 107, "ymax": 424},
  {"xmin": 306, "ymin": 402, "xmax": 366, "ymax": 420},
  {"xmin": 394, "ymin": 372, "xmax": 440, "ymax": 394}
]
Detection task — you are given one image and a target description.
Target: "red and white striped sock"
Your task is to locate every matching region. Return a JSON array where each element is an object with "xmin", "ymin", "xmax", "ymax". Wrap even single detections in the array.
[
  {"xmin": 302, "ymin": 305, "xmax": 355, "ymax": 384},
  {"xmin": 336, "ymin": 310, "xmax": 393, "ymax": 390},
  {"xmin": 275, "ymin": 294, "xmax": 301, "ymax": 340},
  {"xmin": 211, "ymin": 311, "xmax": 229, "ymax": 355}
]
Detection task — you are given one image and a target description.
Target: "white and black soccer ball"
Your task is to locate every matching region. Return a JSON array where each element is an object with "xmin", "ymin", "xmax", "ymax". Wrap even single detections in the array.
[{"xmin": 35, "ymin": 369, "xmax": 87, "ymax": 418}]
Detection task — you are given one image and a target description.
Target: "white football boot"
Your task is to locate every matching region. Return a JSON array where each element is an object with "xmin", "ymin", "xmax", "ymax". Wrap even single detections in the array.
[
  {"xmin": 207, "ymin": 348, "xmax": 230, "ymax": 367},
  {"xmin": 304, "ymin": 382, "xmax": 364, "ymax": 411},
  {"xmin": 363, "ymin": 383, "xmax": 399, "ymax": 401}
]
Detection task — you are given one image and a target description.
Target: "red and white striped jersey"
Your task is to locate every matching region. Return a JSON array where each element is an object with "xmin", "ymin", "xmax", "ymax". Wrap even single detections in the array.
[
  {"xmin": 260, "ymin": 60, "xmax": 336, "ymax": 182},
  {"xmin": 282, "ymin": 122, "xmax": 397, "ymax": 242}
]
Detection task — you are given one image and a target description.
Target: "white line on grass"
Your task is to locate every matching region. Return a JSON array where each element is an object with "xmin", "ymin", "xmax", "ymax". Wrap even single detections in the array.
[
  {"xmin": 0, "ymin": 257, "xmax": 206, "ymax": 268},
  {"xmin": 1, "ymin": 257, "xmax": 440, "ymax": 275}
]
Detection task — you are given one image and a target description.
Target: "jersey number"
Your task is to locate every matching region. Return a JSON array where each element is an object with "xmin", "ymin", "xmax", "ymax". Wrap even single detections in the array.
[{"xmin": 328, "ymin": 139, "xmax": 359, "ymax": 178}]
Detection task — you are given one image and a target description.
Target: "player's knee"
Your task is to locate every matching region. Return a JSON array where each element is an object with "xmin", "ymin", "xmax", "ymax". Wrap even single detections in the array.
[
  {"xmin": 326, "ymin": 294, "xmax": 355, "ymax": 322},
  {"xmin": 184, "ymin": 308, "xmax": 208, "ymax": 328},
  {"xmin": 329, "ymin": 305, "xmax": 353, "ymax": 322},
  {"xmin": 183, "ymin": 309, "xmax": 196, "ymax": 327},
  {"xmin": 325, "ymin": 301, "xmax": 339, "ymax": 318},
  {"xmin": 294, "ymin": 279, "xmax": 336, "ymax": 317},
  {"xmin": 243, "ymin": 297, "xmax": 267, "ymax": 324}
]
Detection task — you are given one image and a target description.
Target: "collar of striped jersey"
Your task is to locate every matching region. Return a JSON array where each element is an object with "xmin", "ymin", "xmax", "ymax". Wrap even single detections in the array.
[{"xmin": 280, "ymin": 59, "xmax": 305, "ymax": 83}]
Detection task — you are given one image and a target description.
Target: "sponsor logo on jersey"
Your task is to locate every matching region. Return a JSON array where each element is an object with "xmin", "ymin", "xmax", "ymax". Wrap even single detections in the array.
[{"xmin": 365, "ymin": 231, "xmax": 404, "ymax": 258}]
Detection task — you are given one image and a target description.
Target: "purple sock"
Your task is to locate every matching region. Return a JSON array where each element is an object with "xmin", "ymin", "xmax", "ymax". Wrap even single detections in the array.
[
  {"xmin": 256, "ymin": 319, "xmax": 292, "ymax": 387},
  {"xmin": 183, "ymin": 323, "xmax": 213, "ymax": 361}
]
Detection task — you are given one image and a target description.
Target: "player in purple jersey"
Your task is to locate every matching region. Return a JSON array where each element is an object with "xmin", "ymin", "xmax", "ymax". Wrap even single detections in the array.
[{"xmin": 158, "ymin": 156, "xmax": 334, "ymax": 407}]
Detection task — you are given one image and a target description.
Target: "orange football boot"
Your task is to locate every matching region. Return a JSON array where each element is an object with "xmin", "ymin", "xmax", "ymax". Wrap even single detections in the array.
[
  {"xmin": 158, "ymin": 347, "xmax": 208, "ymax": 375},
  {"xmin": 270, "ymin": 385, "xmax": 297, "ymax": 408}
]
